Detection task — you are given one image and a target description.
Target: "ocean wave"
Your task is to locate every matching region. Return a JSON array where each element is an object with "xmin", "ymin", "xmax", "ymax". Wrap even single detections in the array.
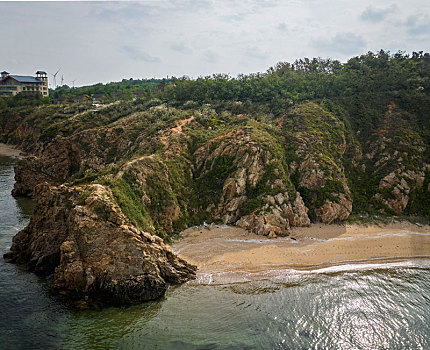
[{"xmin": 190, "ymin": 258, "xmax": 430, "ymax": 285}]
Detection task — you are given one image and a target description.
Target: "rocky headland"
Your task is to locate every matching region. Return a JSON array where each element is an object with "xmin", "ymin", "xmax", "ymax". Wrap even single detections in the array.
[
  {"xmin": 1, "ymin": 54, "xmax": 429, "ymax": 305},
  {"xmin": 4, "ymin": 183, "xmax": 195, "ymax": 304}
]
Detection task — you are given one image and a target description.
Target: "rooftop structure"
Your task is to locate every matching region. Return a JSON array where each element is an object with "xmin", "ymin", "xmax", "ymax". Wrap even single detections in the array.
[{"xmin": 0, "ymin": 71, "xmax": 49, "ymax": 97}]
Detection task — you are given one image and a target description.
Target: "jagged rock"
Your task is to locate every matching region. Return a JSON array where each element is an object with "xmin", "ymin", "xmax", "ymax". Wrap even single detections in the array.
[
  {"xmin": 222, "ymin": 178, "xmax": 237, "ymax": 201},
  {"xmin": 314, "ymin": 193, "xmax": 352, "ymax": 224},
  {"xmin": 4, "ymin": 183, "xmax": 196, "ymax": 305},
  {"xmin": 225, "ymin": 196, "xmax": 247, "ymax": 213},
  {"xmin": 285, "ymin": 103, "xmax": 353, "ymax": 222},
  {"xmin": 282, "ymin": 192, "xmax": 311, "ymax": 227},
  {"xmin": 236, "ymin": 194, "xmax": 310, "ymax": 237},
  {"xmin": 376, "ymin": 168, "xmax": 428, "ymax": 214},
  {"xmin": 275, "ymin": 192, "xmax": 286, "ymax": 205},
  {"xmin": 298, "ymin": 158, "xmax": 326, "ymax": 189},
  {"xmin": 268, "ymin": 232, "xmax": 277, "ymax": 239},
  {"xmin": 12, "ymin": 136, "xmax": 83, "ymax": 197},
  {"xmin": 379, "ymin": 172, "xmax": 398, "ymax": 189},
  {"xmin": 266, "ymin": 195, "xmax": 276, "ymax": 206},
  {"xmin": 2, "ymin": 88, "xmax": 429, "ymax": 308},
  {"xmin": 12, "ymin": 157, "xmax": 54, "ymax": 197}
]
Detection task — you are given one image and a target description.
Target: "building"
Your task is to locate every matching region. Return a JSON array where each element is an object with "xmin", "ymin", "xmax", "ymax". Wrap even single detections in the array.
[{"xmin": 0, "ymin": 71, "xmax": 49, "ymax": 97}]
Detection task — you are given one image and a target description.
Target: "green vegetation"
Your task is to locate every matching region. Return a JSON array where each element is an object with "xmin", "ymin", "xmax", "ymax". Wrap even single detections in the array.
[
  {"xmin": 195, "ymin": 155, "xmax": 238, "ymax": 212},
  {"xmin": 1, "ymin": 50, "xmax": 429, "ymax": 238},
  {"xmin": 50, "ymin": 78, "xmax": 168, "ymax": 102},
  {"xmin": 101, "ymin": 176, "xmax": 152, "ymax": 233}
]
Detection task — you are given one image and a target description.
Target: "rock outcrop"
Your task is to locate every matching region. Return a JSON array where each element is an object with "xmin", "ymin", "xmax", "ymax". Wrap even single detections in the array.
[
  {"xmin": 2, "ymin": 98, "xmax": 428, "ymax": 305},
  {"xmin": 362, "ymin": 102, "xmax": 429, "ymax": 215},
  {"xmin": 194, "ymin": 127, "xmax": 310, "ymax": 236},
  {"xmin": 4, "ymin": 183, "xmax": 196, "ymax": 305},
  {"xmin": 282, "ymin": 103, "xmax": 353, "ymax": 223}
]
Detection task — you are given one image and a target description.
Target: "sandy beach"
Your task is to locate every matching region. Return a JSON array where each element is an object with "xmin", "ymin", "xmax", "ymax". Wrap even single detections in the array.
[
  {"xmin": 172, "ymin": 222, "xmax": 430, "ymax": 279},
  {"xmin": 0, "ymin": 143, "xmax": 23, "ymax": 158}
]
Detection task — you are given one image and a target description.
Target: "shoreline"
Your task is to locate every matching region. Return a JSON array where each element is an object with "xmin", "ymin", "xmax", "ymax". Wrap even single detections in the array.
[
  {"xmin": 172, "ymin": 222, "xmax": 430, "ymax": 282},
  {"xmin": 0, "ymin": 143, "xmax": 23, "ymax": 158}
]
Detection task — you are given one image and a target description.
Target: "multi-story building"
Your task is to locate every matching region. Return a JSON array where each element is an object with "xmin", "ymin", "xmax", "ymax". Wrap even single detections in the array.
[{"xmin": 0, "ymin": 71, "xmax": 49, "ymax": 97}]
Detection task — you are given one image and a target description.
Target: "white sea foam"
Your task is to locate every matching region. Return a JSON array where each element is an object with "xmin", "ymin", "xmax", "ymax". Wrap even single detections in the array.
[
  {"xmin": 225, "ymin": 238, "xmax": 298, "ymax": 244},
  {"xmin": 300, "ymin": 230, "xmax": 430, "ymax": 243},
  {"xmin": 191, "ymin": 259, "xmax": 430, "ymax": 285}
]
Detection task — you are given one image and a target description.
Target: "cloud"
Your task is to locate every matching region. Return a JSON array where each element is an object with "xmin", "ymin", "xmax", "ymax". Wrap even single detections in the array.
[
  {"xmin": 121, "ymin": 46, "xmax": 161, "ymax": 62},
  {"xmin": 91, "ymin": 1, "xmax": 212, "ymax": 25},
  {"xmin": 174, "ymin": 0, "xmax": 213, "ymax": 13},
  {"xmin": 222, "ymin": 13, "xmax": 248, "ymax": 22},
  {"xmin": 171, "ymin": 43, "xmax": 193, "ymax": 55},
  {"xmin": 277, "ymin": 22, "xmax": 288, "ymax": 31},
  {"xmin": 405, "ymin": 15, "xmax": 430, "ymax": 36},
  {"xmin": 245, "ymin": 46, "xmax": 268, "ymax": 60},
  {"xmin": 252, "ymin": 0, "xmax": 278, "ymax": 9},
  {"xmin": 359, "ymin": 5, "xmax": 397, "ymax": 23},
  {"xmin": 91, "ymin": 3, "xmax": 157, "ymax": 22},
  {"xmin": 313, "ymin": 33, "xmax": 366, "ymax": 55},
  {"xmin": 202, "ymin": 50, "xmax": 219, "ymax": 63}
]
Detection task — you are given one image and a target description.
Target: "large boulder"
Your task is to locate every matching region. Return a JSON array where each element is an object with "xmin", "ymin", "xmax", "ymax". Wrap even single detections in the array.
[{"xmin": 4, "ymin": 183, "xmax": 196, "ymax": 305}]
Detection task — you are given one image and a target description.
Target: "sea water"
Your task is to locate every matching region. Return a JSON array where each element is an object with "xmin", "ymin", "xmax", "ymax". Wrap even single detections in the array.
[{"xmin": 1, "ymin": 155, "xmax": 429, "ymax": 350}]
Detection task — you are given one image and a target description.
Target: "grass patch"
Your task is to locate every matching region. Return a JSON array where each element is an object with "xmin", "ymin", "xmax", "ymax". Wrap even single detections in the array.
[{"xmin": 101, "ymin": 176, "xmax": 153, "ymax": 233}]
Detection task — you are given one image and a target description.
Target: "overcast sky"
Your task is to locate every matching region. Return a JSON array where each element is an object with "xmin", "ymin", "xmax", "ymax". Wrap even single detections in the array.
[{"xmin": 1, "ymin": 1, "xmax": 429, "ymax": 87}]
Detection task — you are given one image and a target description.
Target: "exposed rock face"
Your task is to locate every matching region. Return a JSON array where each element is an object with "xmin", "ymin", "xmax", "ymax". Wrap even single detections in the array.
[
  {"xmin": 12, "ymin": 136, "xmax": 82, "ymax": 196},
  {"xmin": 362, "ymin": 102, "xmax": 429, "ymax": 215},
  {"xmin": 2, "ymin": 99, "xmax": 429, "ymax": 308},
  {"xmin": 194, "ymin": 128, "xmax": 310, "ymax": 236},
  {"xmin": 12, "ymin": 156, "xmax": 55, "ymax": 197},
  {"xmin": 283, "ymin": 103, "xmax": 353, "ymax": 223},
  {"xmin": 194, "ymin": 129, "xmax": 270, "ymax": 220},
  {"xmin": 314, "ymin": 194, "xmax": 353, "ymax": 224},
  {"xmin": 4, "ymin": 183, "xmax": 196, "ymax": 304}
]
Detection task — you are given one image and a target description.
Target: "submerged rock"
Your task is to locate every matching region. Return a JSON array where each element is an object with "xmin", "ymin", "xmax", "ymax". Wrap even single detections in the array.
[{"xmin": 4, "ymin": 183, "xmax": 196, "ymax": 305}]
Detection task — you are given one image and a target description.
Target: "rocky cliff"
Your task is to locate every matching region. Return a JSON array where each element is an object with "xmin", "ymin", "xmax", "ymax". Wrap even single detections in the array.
[
  {"xmin": 1, "ymin": 97, "xmax": 429, "ymax": 304},
  {"xmin": 4, "ymin": 182, "xmax": 196, "ymax": 305},
  {"xmin": 1, "ymin": 99, "xmax": 428, "ymax": 233}
]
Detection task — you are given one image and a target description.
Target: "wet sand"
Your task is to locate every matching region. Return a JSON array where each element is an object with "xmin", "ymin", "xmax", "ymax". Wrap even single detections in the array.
[
  {"xmin": 172, "ymin": 223, "xmax": 430, "ymax": 278},
  {"xmin": 0, "ymin": 143, "xmax": 23, "ymax": 158}
]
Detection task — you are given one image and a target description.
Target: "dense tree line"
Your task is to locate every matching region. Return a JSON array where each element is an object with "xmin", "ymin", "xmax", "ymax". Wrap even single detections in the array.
[
  {"xmin": 164, "ymin": 50, "xmax": 430, "ymax": 138},
  {"xmin": 166, "ymin": 50, "xmax": 429, "ymax": 105},
  {"xmin": 2, "ymin": 50, "xmax": 428, "ymax": 138},
  {"xmin": 50, "ymin": 78, "xmax": 170, "ymax": 102}
]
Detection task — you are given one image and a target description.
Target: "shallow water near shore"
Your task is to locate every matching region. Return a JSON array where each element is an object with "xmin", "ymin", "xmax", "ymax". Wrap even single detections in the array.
[{"xmin": 1, "ymin": 155, "xmax": 430, "ymax": 349}]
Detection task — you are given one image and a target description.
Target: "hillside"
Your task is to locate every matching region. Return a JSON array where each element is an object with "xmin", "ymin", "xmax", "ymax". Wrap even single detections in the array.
[{"xmin": 1, "ymin": 50, "xmax": 429, "ymax": 304}]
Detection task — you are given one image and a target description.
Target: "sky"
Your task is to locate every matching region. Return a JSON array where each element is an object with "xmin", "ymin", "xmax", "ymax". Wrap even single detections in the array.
[{"xmin": 1, "ymin": 0, "xmax": 429, "ymax": 87}]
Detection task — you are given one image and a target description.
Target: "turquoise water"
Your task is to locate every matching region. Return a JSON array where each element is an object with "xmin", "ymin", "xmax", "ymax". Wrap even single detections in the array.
[{"xmin": 1, "ymin": 155, "xmax": 430, "ymax": 349}]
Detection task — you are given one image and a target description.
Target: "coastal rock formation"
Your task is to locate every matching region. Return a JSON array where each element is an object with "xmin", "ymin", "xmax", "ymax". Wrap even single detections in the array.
[
  {"xmin": 282, "ymin": 103, "xmax": 353, "ymax": 223},
  {"xmin": 362, "ymin": 102, "xmax": 429, "ymax": 215},
  {"xmin": 4, "ymin": 183, "xmax": 196, "ymax": 304},
  {"xmin": 1, "ymin": 53, "xmax": 429, "ymax": 307},
  {"xmin": 194, "ymin": 127, "xmax": 310, "ymax": 236},
  {"xmin": 1, "ymin": 98, "xmax": 428, "ymax": 306}
]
